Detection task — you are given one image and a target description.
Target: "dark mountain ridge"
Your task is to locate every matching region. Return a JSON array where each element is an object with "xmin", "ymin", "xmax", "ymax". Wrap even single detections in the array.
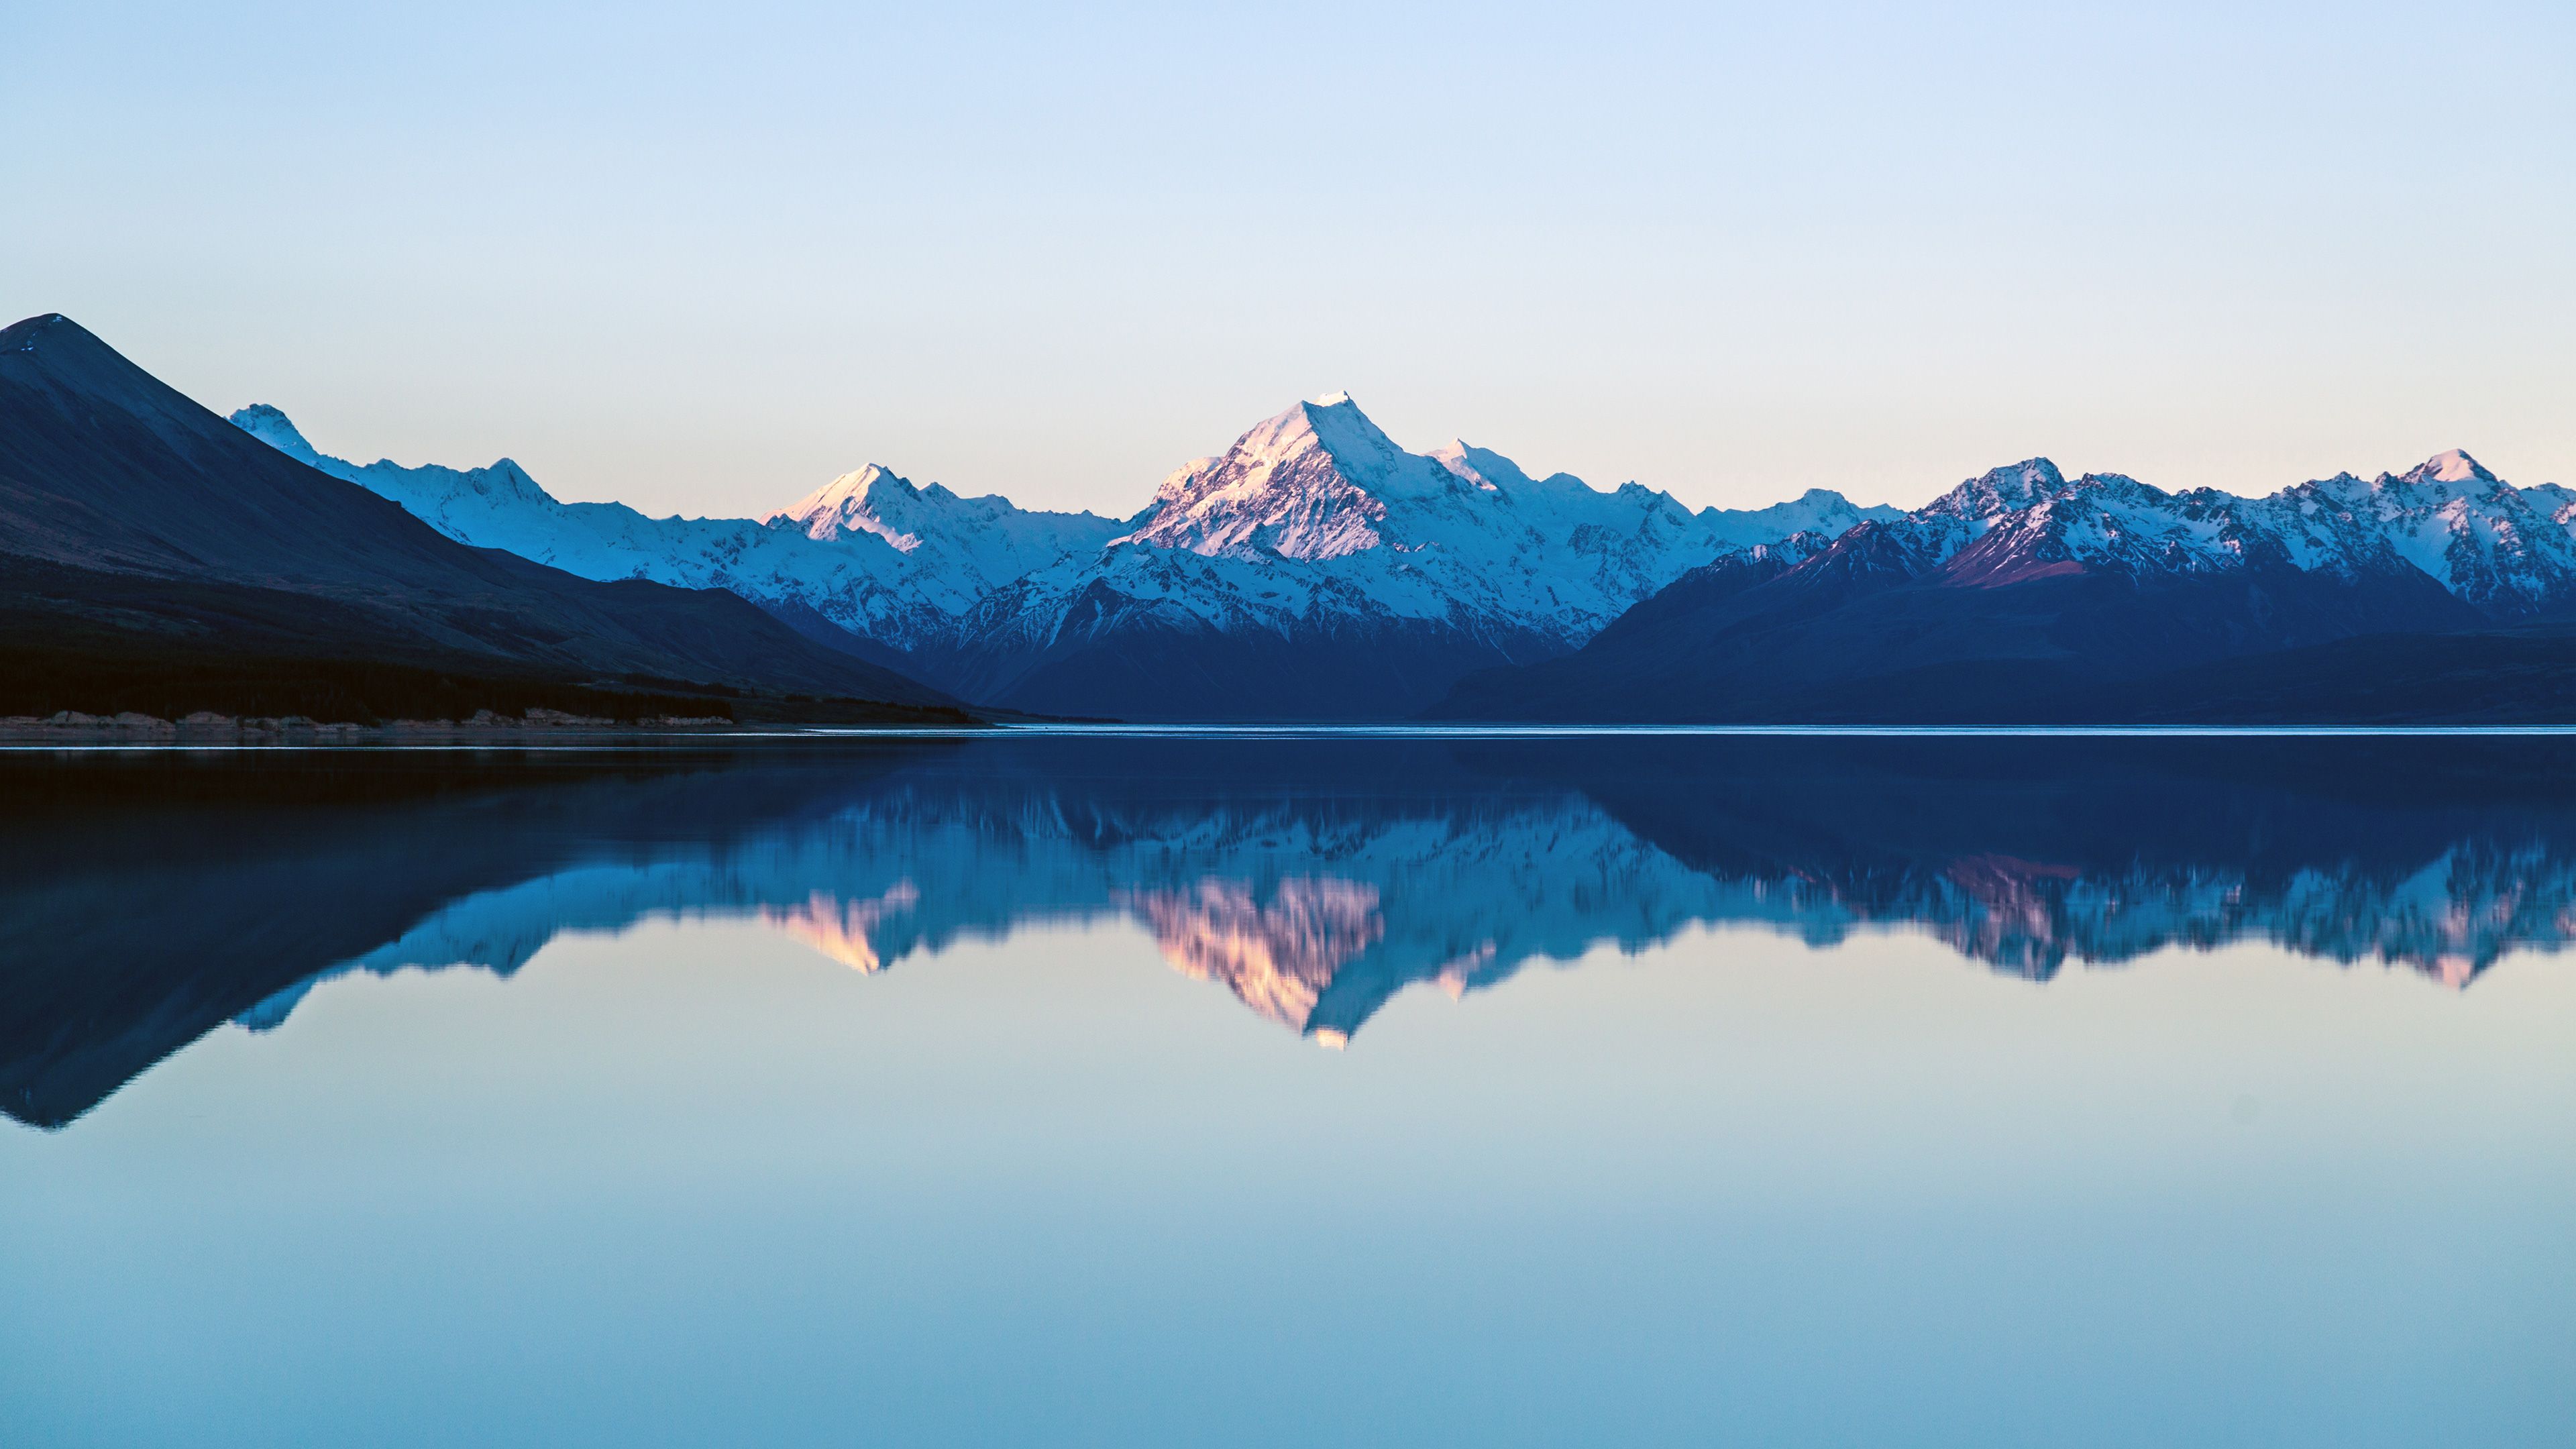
[
  {"xmin": 0, "ymin": 313, "xmax": 960, "ymax": 722},
  {"xmin": 1435, "ymin": 456, "xmax": 2576, "ymax": 723}
]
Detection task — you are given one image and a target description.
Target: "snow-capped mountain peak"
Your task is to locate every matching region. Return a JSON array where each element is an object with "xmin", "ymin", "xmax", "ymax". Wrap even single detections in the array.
[
  {"xmin": 1252, "ymin": 393, "xmax": 1407, "ymax": 480},
  {"xmin": 1428, "ymin": 440, "xmax": 1511, "ymax": 492},
  {"xmin": 225, "ymin": 405, "xmax": 549, "ymax": 506},
  {"xmin": 229, "ymin": 402, "xmax": 320, "ymax": 464},
  {"xmin": 225, "ymin": 407, "xmax": 1125, "ymax": 651},
  {"xmin": 233, "ymin": 390, "xmax": 2576, "ymax": 723},
  {"xmin": 2401, "ymin": 447, "xmax": 2498, "ymax": 488},
  {"xmin": 1924, "ymin": 457, "xmax": 2070, "ymax": 520},
  {"xmin": 769, "ymin": 464, "xmax": 923, "ymax": 551},
  {"xmin": 1123, "ymin": 394, "xmax": 1463, "ymax": 559}
]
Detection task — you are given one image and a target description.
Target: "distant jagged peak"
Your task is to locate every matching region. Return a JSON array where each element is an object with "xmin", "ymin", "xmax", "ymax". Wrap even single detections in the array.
[
  {"xmin": 1239, "ymin": 392, "xmax": 1416, "ymax": 486},
  {"xmin": 2013, "ymin": 471, "xmax": 2184, "ymax": 522},
  {"xmin": 771, "ymin": 463, "xmax": 924, "ymax": 549},
  {"xmin": 1428, "ymin": 439, "xmax": 1519, "ymax": 492},
  {"xmin": 227, "ymin": 403, "xmax": 321, "ymax": 464},
  {"xmin": 1751, "ymin": 528, "xmax": 1835, "ymax": 565},
  {"xmin": 2264, "ymin": 450, "xmax": 2520, "ymax": 523},
  {"xmin": 1129, "ymin": 392, "xmax": 1466, "ymax": 559},
  {"xmin": 225, "ymin": 402, "xmax": 548, "ymax": 502},
  {"xmin": 1428, "ymin": 440, "xmax": 1617, "ymax": 508},
  {"xmin": 2391, "ymin": 447, "xmax": 2500, "ymax": 489},
  {"xmin": 1923, "ymin": 457, "xmax": 2070, "ymax": 517},
  {"xmin": 767, "ymin": 463, "xmax": 1121, "ymax": 577},
  {"xmin": 1713, "ymin": 484, "xmax": 1904, "ymax": 534}
]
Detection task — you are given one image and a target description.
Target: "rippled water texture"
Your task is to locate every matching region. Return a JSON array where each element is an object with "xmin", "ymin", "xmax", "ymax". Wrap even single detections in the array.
[{"xmin": 3, "ymin": 734, "xmax": 2571, "ymax": 1446}]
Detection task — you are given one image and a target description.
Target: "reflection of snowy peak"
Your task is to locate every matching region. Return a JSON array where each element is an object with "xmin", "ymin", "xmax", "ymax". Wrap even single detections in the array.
[{"xmin": 239, "ymin": 774, "xmax": 2576, "ymax": 1047}]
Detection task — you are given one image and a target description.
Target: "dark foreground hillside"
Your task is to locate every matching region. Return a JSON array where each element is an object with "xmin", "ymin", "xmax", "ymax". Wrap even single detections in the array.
[
  {"xmin": 1434, "ymin": 531, "xmax": 2576, "ymax": 724},
  {"xmin": 0, "ymin": 313, "xmax": 963, "ymax": 725}
]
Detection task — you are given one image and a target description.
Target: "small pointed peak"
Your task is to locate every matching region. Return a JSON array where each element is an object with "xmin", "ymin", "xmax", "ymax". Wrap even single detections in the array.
[
  {"xmin": 1994, "ymin": 457, "xmax": 2065, "ymax": 488},
  {"xmin": 1928, "ymin": 457, "xmax": 2066, "ymax": 517},
  {"xmin": 858, "ymin": 464, "xmax": 920, "ymax": 498},
  {"xmin": 1429, "ymin": 440, "xmax": 1486, "ymax": 488},
  {"xmin": 766, "ymin": 463, "xmax": 925, "ymax": 549},
  {"xmin": 225, "ymin": 402, "xmax": 334, "ymax": 469},
  {"xmin": 227, "ymin": 402, "xmax": 317, "ymax": 455},
  {"xmin": 0, "ymin": 312, "xmax": 81, "ymax": 353},
  {"xmin": 821, "ymin": 462, "xmax": 908, "ymax": 500},
  {"xmin": 2422, "ymin": 448, "xmax": 2493, "ymax": 484},
  {"xmin": 1430, "ymin": 440, "xmax": 1536, "ymax": 492},
  {"xmin": 1230, "ymin": 392, "xmax": 1403, "ymax": 474}
]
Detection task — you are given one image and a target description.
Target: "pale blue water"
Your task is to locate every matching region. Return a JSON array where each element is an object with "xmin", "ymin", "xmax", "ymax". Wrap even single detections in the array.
[{"xmin": 3, "ymin": 735, "xmax": 2571, "ymax": 1446}]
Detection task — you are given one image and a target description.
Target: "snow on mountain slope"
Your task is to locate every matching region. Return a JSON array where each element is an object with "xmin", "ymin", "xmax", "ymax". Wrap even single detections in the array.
[
  {"xmin": 926, "ymin": 394, "xmax": 1900, "ymax": 714},
  {"xmin": 1113, "ymin": 393, "xmax": 1894, "ymax": 623},
  {"xmin": 228, "ymin": 772, "xmax": 2569, "ymax": 1045},
  {"xmin": 233, "ymin": 394, "xmax": 1892, "ymax": 714},
  {"xmin": 2245, "ymin": 450, "xmax": 2576, "ymax": 612},
  {"xmin": 233, "ymin": 392, "xmax": 2574, "ymax": 721},
  {"xmin": 226, "ymin": 405, "xmax": 1121, "ymax": 649},
  {"xmin": 1783, "ymin": 449, "xmax": 2576, "ymax": 610},
  {"xmin": 769, "ymin": 462, "xmax": 1126, "ymax": 582}
]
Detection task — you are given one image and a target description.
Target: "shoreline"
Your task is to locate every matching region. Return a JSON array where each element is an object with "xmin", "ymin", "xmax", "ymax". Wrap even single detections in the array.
[{"xmin": 0, "ymin": 708, "xmax": 753, "ymax": 743}]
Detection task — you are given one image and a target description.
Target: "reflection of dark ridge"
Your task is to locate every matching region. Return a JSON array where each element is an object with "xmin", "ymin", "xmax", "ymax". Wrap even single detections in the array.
[
  {"xmin": 0, "ymin": 745, "xmax": 945, "ymax": 1128},
  {"xmin": 1492, "ymin": 736, "xmax": 2576, "ymax": 982},
  {"xmin": 8, "ymin": 735, "xmax": 2576, "ymax": 1129}
]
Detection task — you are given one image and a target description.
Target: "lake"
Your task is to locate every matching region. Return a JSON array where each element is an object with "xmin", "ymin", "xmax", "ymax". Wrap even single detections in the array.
[{"xmin": 3, "ymin": 731, "xmax": 2572, "ymax": 1447}]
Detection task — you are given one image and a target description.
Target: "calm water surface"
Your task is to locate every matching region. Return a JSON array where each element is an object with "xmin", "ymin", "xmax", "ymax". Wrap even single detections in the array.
[{"xmin": 3, "ymin": 734, "xmax": 2572, "ymax": 1447}]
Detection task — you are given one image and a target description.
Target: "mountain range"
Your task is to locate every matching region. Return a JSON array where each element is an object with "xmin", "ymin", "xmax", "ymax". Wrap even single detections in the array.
[
  {"xmin": 233, "ymin": 389, "xmax": 1898, "ymax": 718},
  {"xmin": 0, "ymin": 315, "xmax": 960, "ymax": 724},
  {"xmin": 1440, "ymin": 452, "xmax": 2576, "ymax": 721},
  {"xmin": 233, "ymin": 373, "xmax": 2576, "ymax": 722},
  {"xmin": 8, "ymin": 309, "xmax": 2570, "ymax": 724}
]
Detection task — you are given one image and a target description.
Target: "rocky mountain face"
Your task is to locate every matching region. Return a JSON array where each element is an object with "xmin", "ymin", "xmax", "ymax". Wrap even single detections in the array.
[
  {"xmin": 1800, "ymin": 451, "xmax": 2576, "ymax": 606},
  {"xmin": 233, "ymin": 394, "xmax": 1895, "ymax": 718},
  {"xmin": 1435, "ymin": 451, "xmax": 2576, "ymax": 722}
]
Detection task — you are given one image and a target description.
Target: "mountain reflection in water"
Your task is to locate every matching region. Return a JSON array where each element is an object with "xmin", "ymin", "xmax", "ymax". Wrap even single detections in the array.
[{"xmin": 5, "ymin": 733, "xmax": 2573, "ymax": 1128}]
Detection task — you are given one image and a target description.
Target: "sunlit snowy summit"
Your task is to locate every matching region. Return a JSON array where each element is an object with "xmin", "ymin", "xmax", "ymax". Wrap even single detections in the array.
[
  {"xmin": 231, "ymin": 394, "xmax": 2576, "ymax": 722},
  {"xmin": 229, "ymin": 392, "xmax": 1895, "ymax": 715}
]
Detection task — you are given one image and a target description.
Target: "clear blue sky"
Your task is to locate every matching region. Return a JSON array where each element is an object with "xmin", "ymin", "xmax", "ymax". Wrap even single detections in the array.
[{"xmin": 6, "ymin": 1, "xmax": 2569, "ymax": 517}]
